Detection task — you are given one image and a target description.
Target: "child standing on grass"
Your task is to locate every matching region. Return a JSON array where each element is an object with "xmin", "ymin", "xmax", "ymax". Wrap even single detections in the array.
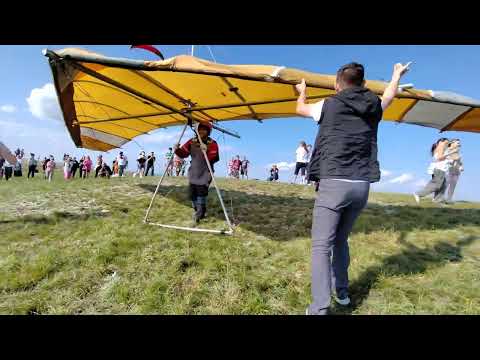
[
  {"xmin": 174, "ymin": 122, "xmax": 219, "ymax": 225},
  {"xmin": 112, "ymin": 159, "xmax": 119, "ymax": 177}
]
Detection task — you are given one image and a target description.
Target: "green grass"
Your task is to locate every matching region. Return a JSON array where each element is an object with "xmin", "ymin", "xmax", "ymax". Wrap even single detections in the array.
[{"xmin": 1, "ymin": 175, "xmax": 479, "ymax": 314}]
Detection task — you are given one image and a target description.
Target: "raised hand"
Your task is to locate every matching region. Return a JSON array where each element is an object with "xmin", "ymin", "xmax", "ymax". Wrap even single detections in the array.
[
  {"xmin": 393, "ymin": 62, "xmax": 412, "ymax": 79},
  {"xmin": 295, "ymin": 78, "xmax": 307, "ymax": 94}
]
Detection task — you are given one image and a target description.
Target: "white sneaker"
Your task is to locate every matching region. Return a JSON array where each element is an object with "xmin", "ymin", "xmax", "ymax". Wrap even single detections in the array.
[
  {"xmin": 413, "ymin": 193, "xmax": 420, "ymax": 204},
  {"xmin": 334, "ymin": 296, "xmax": 351, "ymax": 306}
]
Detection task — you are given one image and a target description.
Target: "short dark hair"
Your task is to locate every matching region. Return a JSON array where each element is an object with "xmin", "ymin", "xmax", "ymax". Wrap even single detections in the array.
[
  {"xmin": 431, "ymin": 137, "xmax": 449, "ymax": 156},
  {"xmin": 336, "ymin": 62, "xmax": 365, "ymax": 88}
]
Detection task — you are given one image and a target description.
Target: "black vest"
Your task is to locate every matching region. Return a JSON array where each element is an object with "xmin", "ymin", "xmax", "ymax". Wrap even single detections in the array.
[{"xmin": 307, "ymin": 87, "xmax": 383, "ymax": 183}]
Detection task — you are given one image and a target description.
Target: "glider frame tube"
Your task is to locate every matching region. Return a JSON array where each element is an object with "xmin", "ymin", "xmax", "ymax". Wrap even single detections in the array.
[{"xmin": 144, "ymin": 117, "xmax": 235, "ymax": 236}]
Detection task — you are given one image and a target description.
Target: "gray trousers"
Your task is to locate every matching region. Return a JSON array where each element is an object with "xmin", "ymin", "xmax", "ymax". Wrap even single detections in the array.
[
  {"xmin": 416, "ymin": 169, "xmax": 446, "ymax": 201},
  {"xmin": 446, "ymin": 173, "xmax": 460, "ymax": 201},
  {"xmin": 118, "ymin": 165, "xmax": 126, "ymax": 177},
  {"xmin": 309, "ymin": 179, "xmax": 370, "ymax": 315}
]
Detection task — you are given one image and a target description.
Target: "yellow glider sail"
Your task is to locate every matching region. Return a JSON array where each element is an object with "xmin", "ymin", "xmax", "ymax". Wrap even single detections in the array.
[{"xmin": 44, "ymin": 48, "xmax": 480, "ymax": 151}]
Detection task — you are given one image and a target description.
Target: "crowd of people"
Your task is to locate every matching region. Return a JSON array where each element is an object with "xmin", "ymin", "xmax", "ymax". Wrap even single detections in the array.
[
  {"xmin": 0, "ymin": 148, "xmax": 159, "ymax": 181},
  {"xmin": 0, "ymin": 145, "xmax": 200, "ymax": 182}
]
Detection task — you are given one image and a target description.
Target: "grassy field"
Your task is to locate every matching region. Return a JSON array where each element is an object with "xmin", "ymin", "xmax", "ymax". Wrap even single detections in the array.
[{"xmin": 1, "ymin": 174, "xmax": 479, "ymax": 315}]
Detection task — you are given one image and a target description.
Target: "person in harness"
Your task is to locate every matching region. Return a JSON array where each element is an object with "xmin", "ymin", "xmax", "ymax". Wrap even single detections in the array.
[{"xmin": 174, "ymin": 122, "xmax": 220, "ymax": 226}]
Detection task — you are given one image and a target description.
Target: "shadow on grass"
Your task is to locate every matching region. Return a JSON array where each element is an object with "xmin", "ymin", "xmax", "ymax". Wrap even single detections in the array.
[
  {"xmin": 0, "ymin": 211, "xmax": 109, "ymax": 225},
  {"xmin": 331, "ymin": 234, "xmax": 478, "ymax": 314},
  {"xmin": 138, "ymin": 183, "xmax": 480, "ymax": 242}
]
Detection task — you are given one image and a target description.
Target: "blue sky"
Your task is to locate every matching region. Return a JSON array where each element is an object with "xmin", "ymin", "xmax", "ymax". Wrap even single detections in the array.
[{"xmin": 1, "ymin": 45, "xmax": 479, "ymax": 201}]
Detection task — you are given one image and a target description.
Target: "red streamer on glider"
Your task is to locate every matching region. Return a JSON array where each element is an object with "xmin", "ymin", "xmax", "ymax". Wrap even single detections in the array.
[{"xmin": 130, "ymin": 45, "xmax": 165, "ymax": 60}]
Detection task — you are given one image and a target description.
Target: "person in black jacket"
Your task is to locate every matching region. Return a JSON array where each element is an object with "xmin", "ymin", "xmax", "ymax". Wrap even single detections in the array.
[
  {"xmin": 70, "ymin": 157, "xmax": 79, "ymax": 178},
  {"xmin": 145, "ymin": 152, "xmax": 156, "ymax": 176},
  {"xmin": 296, "ymin": 61, "xmax": 411, "ymax": 315}
]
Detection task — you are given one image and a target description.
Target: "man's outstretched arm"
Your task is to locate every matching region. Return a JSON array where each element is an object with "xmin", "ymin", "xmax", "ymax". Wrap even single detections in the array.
[
  {"xmin": 381, "ymin": 62, "xmax": 412, "ymax": 111},
  {"xmin": 295, "ymin": 79, "xmax": 316, "ymax": 117}
]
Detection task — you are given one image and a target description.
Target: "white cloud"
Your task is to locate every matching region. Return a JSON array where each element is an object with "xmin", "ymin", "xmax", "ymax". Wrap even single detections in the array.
[
  {"xmin": 268, "ymin": 161, "xmax": 296, "ymax": 171},
  {"xmin": 26, "ymin": 83, "xmax": 62, "ymax": 122},
  {"xmin": 381, "ymin": 168, "xmax": 393, "ymax": 177},
  {"xmin": 389, "ymin": 173, "xmax": 415, "ymax": 184},
  {"xmin": 1, "ymin": 104, "xmax": 16, "ymax": 113},
  {"xmin": 139, "ymin": 130, "xmax": 184, "ymax": 145}
]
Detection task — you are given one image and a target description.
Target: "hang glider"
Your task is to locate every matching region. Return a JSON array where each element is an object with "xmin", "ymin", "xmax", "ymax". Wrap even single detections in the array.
[
  {"xmin": 0, "ymin": 141, "xmax": 16, "ymax": 165},
  {"xmin": 44, "ymin": 47, "xmax": 480, "ymax": 152}
]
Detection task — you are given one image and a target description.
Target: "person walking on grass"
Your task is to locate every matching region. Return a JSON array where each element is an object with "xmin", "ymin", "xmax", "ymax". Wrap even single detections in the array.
[
  {"xmin": 45, "ymin": 155, "xmax": 55, "ymax": 182},
  {"xmin": 174, "ymin": 122, "xmax": 219, "ymax": 226},
  {"xmin": 70, "ymin": 157, "xmax": 79, "ymax": 178},
  {"xmin": 14, "ymin": 148, "xmax": 24, "ymax": 177},
  {"xmin": 145, "ymin": 152, "xmax": 156, "ymax": 176},
  {"xmin": 232, "ymin": 155, "xmax": 241, "ymax": 179},
  {"xmin": 0, "ymin": 156, "xmax": 5, "ymax": 180},
  {"xmin": 413, "ymin": 138, "xmax": 452, "ymax": 204},
  {"xmin": 27, "ymin": 153, "xmax": 38, "ymax": 179},
  {"xmin": 78, "ymin": 156, "xmax": 84, "ymax": 179},
  {"xmin": 174, "ymin": 155, "xmax": 185, "ymax": 177},
  {"xmin": 94, "ymin": 155, "xmax": 103, "ymax": 178},
  {"xmin": 63, "ymin": 155, "xmax": 72, "ymax": 180},
  {"xmin": 445, "ymin": 139, "xmax": 464, "ymax": 203},
  {"xmin": 296, "ymin": 61, "xmax": 411, "ymax": 315},
  {"xmin": 227, "ymin": 157, "xmax": 234, "ymax": 178},
  {"xmin": 291, "ymin": 141, "xmax": 309, "ymax": 184},
  {"xmin": 82, "ymin": 156, "xmax": 92, "ymax": 178},
  {"xmin": 116, "ymin": 152, "xmax": 128, "ymax": 177},
  {"xmin": 241, "ymin": 156, "xmax": 250, "ymax": 180},
  {"xmin": 42, "ymin": 157, "xmax": 49, "ymax": 179},
  {"xmin": 136, "ymin": 151, "xmax": 147, "ymax": 178},
  {"xmin": 165, "ymin": 147, "xmax": 174, "ymax": 176}
]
